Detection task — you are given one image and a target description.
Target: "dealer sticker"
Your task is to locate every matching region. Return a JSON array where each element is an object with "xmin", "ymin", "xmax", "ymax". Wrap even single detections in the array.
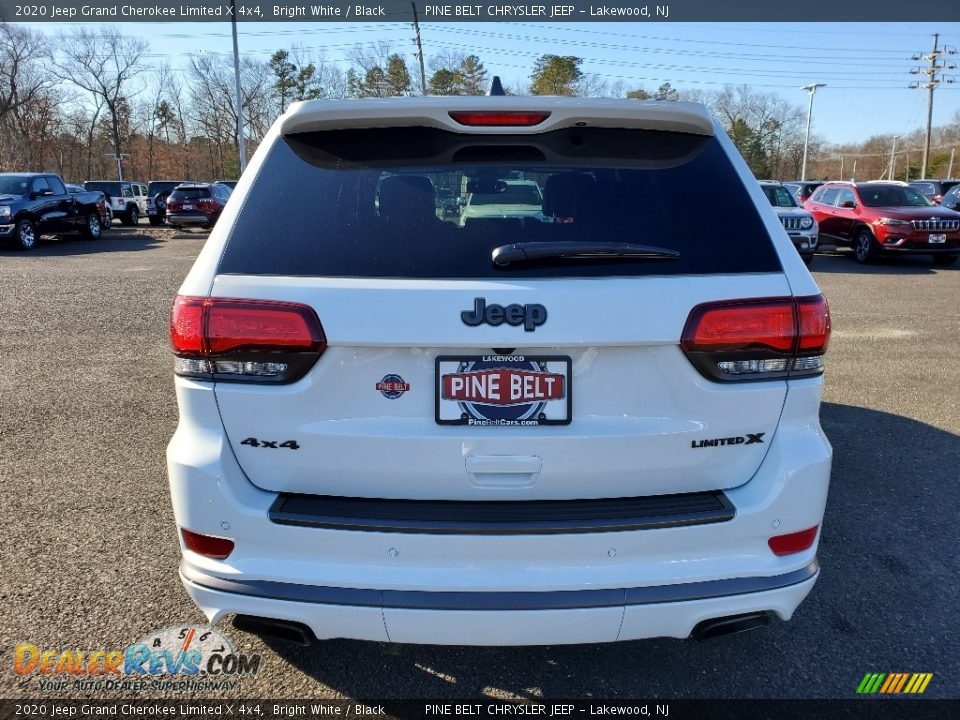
[{"xmin": 435, "ymin": 355, "xmax": 571, "ymax": 426}]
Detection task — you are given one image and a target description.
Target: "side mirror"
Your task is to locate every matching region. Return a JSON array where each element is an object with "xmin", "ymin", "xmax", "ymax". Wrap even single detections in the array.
[
  {"xmin": 31, "ymin": 190, "xmax": 53, "ymax": 199},
  {"xmin": 839, "ymin": 200, "xmax": 856, "ymax": 209}
]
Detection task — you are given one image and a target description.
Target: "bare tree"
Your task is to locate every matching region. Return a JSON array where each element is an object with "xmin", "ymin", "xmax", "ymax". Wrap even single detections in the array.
[
  {"xmin": 141, "ymin": 62, "xmax": 172, "ymax": 180},
  {"xmin": 0, "ymin": 23, "xmax": 53, "ymax": 125},
  {"xmin": 54, "ymin": 26, "xmax": 148, "ymax": 177}
]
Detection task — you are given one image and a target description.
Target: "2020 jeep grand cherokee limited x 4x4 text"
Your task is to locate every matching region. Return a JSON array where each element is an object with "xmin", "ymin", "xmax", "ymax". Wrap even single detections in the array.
[{"xmin": 167, "ymin": 97, "xmax": 832, "ymax": 646}]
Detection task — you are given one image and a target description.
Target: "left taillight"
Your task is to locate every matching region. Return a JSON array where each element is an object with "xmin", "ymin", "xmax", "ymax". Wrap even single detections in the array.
[
  {"xmin": 170, "ymin": 295, "xmax": 326, "ymax": 383},
  {"xmin": 180, "ymin": 528, "xmax": 234, "ymax": 560},
  {"xmin": 681, "ymin": 295, "xmax": 830, "ymax": 382}
]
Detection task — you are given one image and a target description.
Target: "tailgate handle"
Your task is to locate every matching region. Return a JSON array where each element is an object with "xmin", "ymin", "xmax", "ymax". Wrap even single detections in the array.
[{"xmin": 465, "ymin": 454, "xmax": 542, "ymax": 488}]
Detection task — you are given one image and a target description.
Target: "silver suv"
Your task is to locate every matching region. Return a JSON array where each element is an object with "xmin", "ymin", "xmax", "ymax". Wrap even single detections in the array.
[{"xmin": 759, "ymin": 181, "xmax": 818, "ymax": 265}]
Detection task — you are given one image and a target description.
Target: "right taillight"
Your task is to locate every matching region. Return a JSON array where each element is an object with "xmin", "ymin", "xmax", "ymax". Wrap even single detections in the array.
[
  {"xmin": 681, "ymin": 295, "xmax": 830, "ymax": 382},
  {"xmin": 170, "ymin": 295, "xmax": 326, "ymax": 383}
]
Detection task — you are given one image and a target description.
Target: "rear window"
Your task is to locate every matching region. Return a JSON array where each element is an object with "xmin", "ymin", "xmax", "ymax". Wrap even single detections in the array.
[
  {"xmin": 217, "ymin": 127, "xmax": 782, "ymax": 278},
  {"xmin": 149, "ymin": 182, "xmax": 186, "ymax": 195},
  {"xmin": 170, "ymin": 187, "xmax": 211, "ymax": 200},
  {"xmin": 469, "ymin": 183, "xmax": 542, "ymax": 206},
  {"xmin": 909, "ymin": 182, "xmax": 937, "ymax": 196},
  {"xmin": 85, "ymin": 182, "xmax": 121, "ymax": 195},
  {"xmin": 761, "ymin": 185, "xmax": 796, "ymax": 208}
]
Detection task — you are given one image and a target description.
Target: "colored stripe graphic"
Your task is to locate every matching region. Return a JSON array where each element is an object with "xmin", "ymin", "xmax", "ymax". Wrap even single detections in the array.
[{"xmin": 857, "ymin": 673, "xmax": 933, "ymax": 694}]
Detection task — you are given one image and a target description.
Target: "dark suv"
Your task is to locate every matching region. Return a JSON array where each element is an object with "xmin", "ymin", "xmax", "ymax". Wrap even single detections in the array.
[
  {"xmin": 166, "ymin": 183, "xmax": 231, "ymax": 229},
  {"xmin": 782, "ymin": 181, "xmax": 824, "ymax": 205},
  {"xmin": 908, "ymin": 179, "xmax": 960, "ymax": 205},
  {"xmin": 806, "ymin": 181, "xmax": 960, "ymax": 264},
  {"xmin": 147, "ymin": 180, "xmax": 191, "ymax": 226}
]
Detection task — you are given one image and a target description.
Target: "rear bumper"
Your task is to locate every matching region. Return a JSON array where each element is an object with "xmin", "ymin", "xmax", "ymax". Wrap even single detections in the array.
[
  {"xmin": 181, "ymin": 560, "xmax": 818, "ymax": 645},
  {"xmin": 167, "ymin": 213, "xmax": 212, "ymax": 225},
  {"xmin": 168, "ymin": 376, "xmax": 832, "ymax": 645}
]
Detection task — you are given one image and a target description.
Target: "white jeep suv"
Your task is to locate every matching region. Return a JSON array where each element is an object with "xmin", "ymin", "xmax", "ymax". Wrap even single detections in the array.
[{"xmin": 168, "ymin": 96, "xmax": 832, "ymax": 646}]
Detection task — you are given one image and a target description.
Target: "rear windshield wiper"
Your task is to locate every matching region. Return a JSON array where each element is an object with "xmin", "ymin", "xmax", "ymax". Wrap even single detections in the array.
[{"xmin": 492, "ymin": 241, "xmax": 680, "ymax": 267}]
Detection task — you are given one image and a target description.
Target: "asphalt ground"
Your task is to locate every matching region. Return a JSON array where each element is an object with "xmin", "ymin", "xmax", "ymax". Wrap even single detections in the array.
[{"xmin": 1, "ymin": 226, "xmax": 958, "ymax": 701}]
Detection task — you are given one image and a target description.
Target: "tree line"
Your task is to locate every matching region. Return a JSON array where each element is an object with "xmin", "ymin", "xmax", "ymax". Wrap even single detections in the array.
[{"xmin": 1, "ymin": 24, "xmax": 958, "ymax": 184}]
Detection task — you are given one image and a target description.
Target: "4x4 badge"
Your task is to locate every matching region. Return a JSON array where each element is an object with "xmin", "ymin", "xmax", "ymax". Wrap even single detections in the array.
[{"xmin": 461, "ymin": 297, "xmax": 547, "ymax": 332}]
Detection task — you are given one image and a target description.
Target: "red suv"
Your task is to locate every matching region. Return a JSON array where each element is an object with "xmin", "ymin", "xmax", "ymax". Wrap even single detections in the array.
[
  {"xmin": 806, "ymin": 181, "xmax": 960, "ymax": 265},
  {"xmin": 166, "ymin": 183, "xmax": 231, "ymax": 229}
]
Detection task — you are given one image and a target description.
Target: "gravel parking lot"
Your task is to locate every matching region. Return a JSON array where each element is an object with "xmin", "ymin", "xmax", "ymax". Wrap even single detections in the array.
[{"xmin": 1, "ymin": 228, "xmax": 958, "ymax": 700}]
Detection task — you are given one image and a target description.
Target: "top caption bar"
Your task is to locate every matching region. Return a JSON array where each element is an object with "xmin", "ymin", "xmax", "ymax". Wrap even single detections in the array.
[{"xmin": 3, "ymin": 0, "xmax": 959, "ymax": 22}]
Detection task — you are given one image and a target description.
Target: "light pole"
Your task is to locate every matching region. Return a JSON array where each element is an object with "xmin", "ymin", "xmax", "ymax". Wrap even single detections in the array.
[
  {"xmin": 800, "ymin": 83, "xmax": 826, "ymax": 181},
  {"xmin": 230, "ymin": 0, "xmax": 246, "ymax": 174},
  {"xmin": 888, "ymin": 135, "xmax": 899, "ymax": 181}
]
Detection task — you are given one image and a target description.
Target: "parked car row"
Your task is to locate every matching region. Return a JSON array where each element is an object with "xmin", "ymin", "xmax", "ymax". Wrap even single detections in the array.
[
  {"xmin": 761, "ymin": 177, "xmax": 960, "ymax": 266},
  {"xmin": 802, "ymin": 181, "xmax": 960, "ymax": 265},
  {"xmin": 1, "ymin": 173, "xmax": 236, "ymax": 250}
]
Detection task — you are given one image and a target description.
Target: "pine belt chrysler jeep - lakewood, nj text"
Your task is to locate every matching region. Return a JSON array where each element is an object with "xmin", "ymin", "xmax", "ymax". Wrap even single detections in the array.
[{"xmin": 168, "ymin": 96, "xmax": 832, "ymax": 646}]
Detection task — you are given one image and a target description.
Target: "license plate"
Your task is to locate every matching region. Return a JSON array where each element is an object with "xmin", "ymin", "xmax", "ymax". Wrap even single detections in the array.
[
  {"xmin": 929, "ymin": 234, "xmax": 946, "ymax": 243},
  {"xmin": 436, "ymin": 355, "xmax": 572, "ymax": 426},
  {"xmin": 183, "ymin": 204, "xmax": 194, "ymax": 210}
]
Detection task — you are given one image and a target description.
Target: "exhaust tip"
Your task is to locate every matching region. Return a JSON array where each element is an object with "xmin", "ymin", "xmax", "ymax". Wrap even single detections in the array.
[
  {"xmin": 692, "ymin": 611, "xmax": 772, "ymax": 641},
  {"xmin": 232, "ymin": 614, "xmax": 315, "ymax": 646}
]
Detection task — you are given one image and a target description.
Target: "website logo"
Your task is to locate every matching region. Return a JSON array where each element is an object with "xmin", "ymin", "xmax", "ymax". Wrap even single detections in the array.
[
  {"xmin": 13, "ymin": 624, "xmax": 261, "ymax": 693},
  {"xmin": 856, "ymin": 673, "xmax": 933, "ymax": 695}
]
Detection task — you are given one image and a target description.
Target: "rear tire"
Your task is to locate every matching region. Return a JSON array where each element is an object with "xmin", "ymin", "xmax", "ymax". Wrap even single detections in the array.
[
  {"xmin": 13, "ymin": 218, "xmax": 37, "ymax": 250},
  {"xmin": 932, "ymin": 253, "xmax": 958, "ymax": 266},
  {"xmin": 105, "ymin": 208, "xmax": 113, "ymax": 225},
  {"xmin": 149, "ymin": 217, "xmax": 163, "ymax": 226},
  {"xmin": 82, "ymin": 211, "xmax": 101, "ymax": 240},
  {"xmin": 853, "ymin": 228, "xmax": 879, "ymax": 264},
  {"xmin": 124, "ymin": 206, "xmax": 139, "ymax": 226}
]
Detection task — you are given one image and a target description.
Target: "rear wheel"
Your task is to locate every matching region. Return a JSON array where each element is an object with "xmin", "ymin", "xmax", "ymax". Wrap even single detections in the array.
[
  {"xmin": 124, "ymin": 206, "xmax": 140, "ymax": 226},
  {"xmin": 932, "ymin": 253, "xmax": 958, "ymax": 266},
  {"xmin": 105, "ymin": 208, "xmax": 113, "ymax": 225},
  {"xmin": 13, "ymin": 219, "xmax": 37, "ymax": 250},
  {"xmin": 853, "ymin": 228, "xmax": 879, "ymax": 264},
  {"xmin": 82, "ymin": 211, "xmax": 101, "ymax": 240}
]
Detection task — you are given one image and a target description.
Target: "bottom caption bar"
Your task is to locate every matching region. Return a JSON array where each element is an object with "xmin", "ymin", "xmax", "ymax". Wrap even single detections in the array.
[{"xmin": 5, "ymin": 700, "xmax": 960, "ymax": 719}]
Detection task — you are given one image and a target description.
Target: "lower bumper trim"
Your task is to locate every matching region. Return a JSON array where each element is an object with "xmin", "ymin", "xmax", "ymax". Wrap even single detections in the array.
[{"xmin": 180, "ymin": 558, "xmax": 819, "ymax": 612}]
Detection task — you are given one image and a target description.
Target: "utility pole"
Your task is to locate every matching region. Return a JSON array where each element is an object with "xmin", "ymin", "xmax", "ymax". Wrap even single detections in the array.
[
  {"xmin": 889, "ymin": 135, "xmax": 899, "ymax": 181},
  {"xmin": 800, "ymin": 83, "xmax": 826, "ymax": 181},
  {"xmin": 105, "ymin": 152, "xmax": 130, "ymax": 181},
  {"xmin": 411, "ymin": 3, "xmax": 427, "ymax": 96},
  {"xmin": 948, "ymin": 147, "xmax": 956, "ymax": 178},
  {"xmin": 910, "ymin": 34, "xmax": 957, "ymax": 179},
  {"xmin": 230, "ymin": 0, "xmax": 247, "ymax": 173}
]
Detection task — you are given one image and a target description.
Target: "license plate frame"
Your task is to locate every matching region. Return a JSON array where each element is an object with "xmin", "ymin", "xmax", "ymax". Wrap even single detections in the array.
[
  {"xmin": 929, "ymin": 233, "xmax": 947, "ymax": 243},
  {"xmin": 435, "ymin": 354, "xmax": 572, "ymax": 427}
]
